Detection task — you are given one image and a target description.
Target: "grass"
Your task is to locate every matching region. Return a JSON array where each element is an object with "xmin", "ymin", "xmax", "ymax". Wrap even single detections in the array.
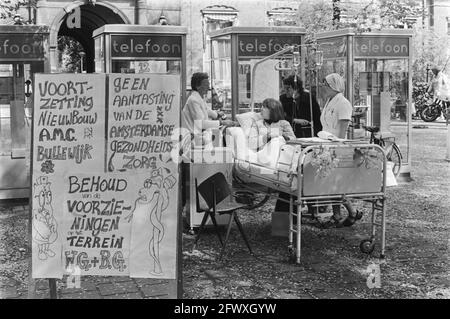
[{"xmin": 182, "ymin": 124, "xmax": 450, "ymax": 299}]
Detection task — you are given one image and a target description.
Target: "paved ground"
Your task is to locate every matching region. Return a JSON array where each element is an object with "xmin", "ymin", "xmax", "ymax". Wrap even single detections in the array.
[{"xmin": 1, "ymin": 120, "xmax": 449, "ymax": 299}]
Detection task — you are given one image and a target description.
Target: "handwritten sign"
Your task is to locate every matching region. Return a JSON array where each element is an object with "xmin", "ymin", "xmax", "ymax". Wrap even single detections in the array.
[
  {"xmin": 63, "ymin": 173, "xmax": 131, "ymax": 276},
  {"xmin": 62, "ymin": 171, "xmax": 178, "ymax": 278},
  {"xmin": 31, "ymin": 73, "xmax": 180, "ymax": 279},
  {"xmin": 32, "ymin": 74, "xmax": 106, "ymax": 278},
  {"xmin": 107, "ymin": 74, "xmax": 179, "ymax": 173}
]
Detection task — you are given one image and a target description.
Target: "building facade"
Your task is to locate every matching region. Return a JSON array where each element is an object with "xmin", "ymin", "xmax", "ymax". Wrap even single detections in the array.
[
  {"xmin": 21, "ymin": 0, "xmax": 300, "ymax": 82},
  {"xmin": 426, "ymin": 0, "xmax": 450, "ymax": 36}
]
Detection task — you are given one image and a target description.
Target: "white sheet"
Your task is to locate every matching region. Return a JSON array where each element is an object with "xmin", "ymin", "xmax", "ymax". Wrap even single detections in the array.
[{"xmin": 226, "ymin": 127, "xmax": 286, "ymax": 168}]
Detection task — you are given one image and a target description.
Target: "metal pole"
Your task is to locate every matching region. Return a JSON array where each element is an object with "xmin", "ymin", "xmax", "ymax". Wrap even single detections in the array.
[
  {"xmin": 49, "ymin": 279, "xmax": 57, "ymax": 299},
  {"xmin": 249, "ymin": 45, "xmax": 295, "ymax": 111},
  {"xmin": 309, "ymin": 66, "xmax": 314, "ymax": 137},
  {"xmin": 446, "ymin": 115, "xmax": 450, "ymax": 162}
]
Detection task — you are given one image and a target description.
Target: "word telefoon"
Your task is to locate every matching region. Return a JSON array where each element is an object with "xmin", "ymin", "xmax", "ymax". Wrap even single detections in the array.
[
  {"xmin": 112, "ymin": 38, "xmax": 181, "ymax": 55},
  {"xmin": 354, "ymin": 38, "xmax": 409, "ymax": 56}
]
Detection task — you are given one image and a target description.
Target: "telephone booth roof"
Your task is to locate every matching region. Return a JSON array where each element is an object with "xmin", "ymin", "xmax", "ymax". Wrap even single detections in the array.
[
  {"xmin": 93, "ymin": 24, "xmax": 187, "ymax": 37},
  {"xmin": 0, "ymin": 24, "xmax": 49, "ymax": 34},
  {"xmin": 315, "ymin": 28, "xmax": 413, "ymax": 39},
  {"xmin": 208, "ymin": 26, "xmax": 306, "ymax": 38}
]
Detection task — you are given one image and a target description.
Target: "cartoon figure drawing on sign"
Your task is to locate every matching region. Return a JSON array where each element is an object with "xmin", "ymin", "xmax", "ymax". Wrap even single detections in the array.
[
  {"xmin": 32, "ymin": 176, "xmax": 58, "ymax": 261},
  {"xmin": 126, "ymin": 168, "xmax": 176, "ymax": 275}
]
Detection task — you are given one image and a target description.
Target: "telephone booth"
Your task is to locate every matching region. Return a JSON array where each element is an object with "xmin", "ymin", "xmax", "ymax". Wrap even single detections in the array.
[
  {"xmin": 0, "ymin": 25, "xmax": 50, "ymax": 199},
  {"xmin": 93, "ymin": 24, "xmax": 186, "ymax": 102},
  {"xmin": 208, "ymin": 27, "xmax": 306, "ymax": 119},
  {"xmin": 316, "ymin": 29, "xmax": 413, "ymax": 182}
]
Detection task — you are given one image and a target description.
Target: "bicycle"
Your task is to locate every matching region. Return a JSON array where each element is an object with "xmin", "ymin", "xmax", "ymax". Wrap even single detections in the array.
[{"xmin": 363, "ymin": 125, "xmax": 402, "ymax": 177}]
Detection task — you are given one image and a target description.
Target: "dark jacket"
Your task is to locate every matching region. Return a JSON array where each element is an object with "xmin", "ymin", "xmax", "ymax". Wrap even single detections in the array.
[
  {"xmin": 280, "ymin": 93, "xmax": 295, "ymax": 124},
  {"xmin": 294, "ymin": 92, "xmax": 322, "ymax": 137},
  {"xmin": 280, "ymin": 91, "xmax": 322, "ymax": 138}
]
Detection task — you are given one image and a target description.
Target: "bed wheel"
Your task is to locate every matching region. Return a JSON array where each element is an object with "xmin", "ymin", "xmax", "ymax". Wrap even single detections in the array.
[{"xmin": 360, "ymin": 239, "xmax": 375, "ymax": 254}]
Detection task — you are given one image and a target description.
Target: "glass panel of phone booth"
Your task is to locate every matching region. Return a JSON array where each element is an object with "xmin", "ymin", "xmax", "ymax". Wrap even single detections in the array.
[
  {"xmin": 94, "ymin": 36, "xmax": 103, "ymax": 73},
  {"xmin": 0, "ymin": 62, "xmax": 42, "ymax": 157},
  {"xmin": 353, "ymin": 58, "xmax": 409, "ymax": 162},
  {"xmin": 239, "ymin": 58, "xmax": 284, "ymax": 113},
  {"xmin": 317, "ymin": 59, "xmax": 347, "ymax": 105},
  {"xmin": 319, "ymin": 59, "xmax": 347, "ymax": 82},
  {"xmin": 111, "ymin": 59, "xmax": 181, "ymax": 74},
  {"xmin": 210, "ymin": 35, "xmax": 232, "ymax": 112}
]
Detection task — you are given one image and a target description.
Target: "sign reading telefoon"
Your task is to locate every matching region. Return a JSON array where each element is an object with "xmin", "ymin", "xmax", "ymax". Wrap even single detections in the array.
[
  {"xmin": 354, "ymin": 36, "xmax": 409, "ymax": 58},
  {"xmin": 238, "ymin": 35, "xmax": 301, "ymax": 57},
  {"xmin": 0, "ymin": 34, "xmax": 46, "ymax": 59},
  {"xmin": 111, "ymin": 35, "xmax": 182, "ymax": 58}
]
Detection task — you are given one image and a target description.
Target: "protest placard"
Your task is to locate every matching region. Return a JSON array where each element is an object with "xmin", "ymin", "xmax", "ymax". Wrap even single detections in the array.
[{"xmin": 31, "ymin": 73, "xmax": 180, "ymax": 280}]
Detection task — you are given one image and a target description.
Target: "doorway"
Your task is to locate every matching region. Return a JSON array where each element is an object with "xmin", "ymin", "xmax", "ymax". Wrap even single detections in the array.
[{"xmin": 53, "ymin": 3, "xmax": 128, "ymax": 73}]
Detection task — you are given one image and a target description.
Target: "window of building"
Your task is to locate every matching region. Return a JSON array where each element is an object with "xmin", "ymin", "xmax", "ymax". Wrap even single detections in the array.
[
  {"xmin": 266, "ymin": 7, "xmax": 297, "ymax": 26},
  {"xmin": 447, "ymin": 17, "xmax": 450, "ymax": 35},
  {"xmin": 201, "ymin": 5, "xmax": 238, "ymax": 75},
  {"xmin": 429, "ymin": 0, "xmax": 434, "ymax": 27}
]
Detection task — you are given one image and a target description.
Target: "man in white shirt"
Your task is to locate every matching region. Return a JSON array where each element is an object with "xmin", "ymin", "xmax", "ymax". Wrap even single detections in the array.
[
  {"xmin": 181, "ymin": 72, "xmax": 234, "ymax": 135},
  {"xmin": 179, "ymin": 73, "xmax": 235, "ymax": 208}
]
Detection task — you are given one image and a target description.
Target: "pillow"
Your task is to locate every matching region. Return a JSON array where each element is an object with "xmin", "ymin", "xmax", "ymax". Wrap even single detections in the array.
[{"xmin": 235, "ymin": 112, "xmax": 262, "ymax": 133}]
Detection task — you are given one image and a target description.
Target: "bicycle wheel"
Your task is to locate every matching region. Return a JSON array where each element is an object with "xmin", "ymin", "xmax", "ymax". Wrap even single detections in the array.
[{"xmin": 385, "ymin": 143, "xmax": 402, "ymax": 177}]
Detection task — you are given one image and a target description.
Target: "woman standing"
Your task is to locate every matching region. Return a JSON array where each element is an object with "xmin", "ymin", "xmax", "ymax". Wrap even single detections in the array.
[
  {"xmin": 319, "ymin": 73, "xmax": 352, "ymax": 139},
  {"xmin": 319, "ymin": 73, "xmax": 362, "ymax": 228}
]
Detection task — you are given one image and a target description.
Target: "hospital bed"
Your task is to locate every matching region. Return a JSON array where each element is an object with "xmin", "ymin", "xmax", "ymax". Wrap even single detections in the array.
[{"xmin": 225, "ymin": 125, "xmax": 387, "ymax": 264}]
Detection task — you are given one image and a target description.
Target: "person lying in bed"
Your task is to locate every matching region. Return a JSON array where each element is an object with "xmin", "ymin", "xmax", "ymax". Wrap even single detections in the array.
[{"xmin": 248, "ymin": 98, "xmax": 296, "ymax": 153}]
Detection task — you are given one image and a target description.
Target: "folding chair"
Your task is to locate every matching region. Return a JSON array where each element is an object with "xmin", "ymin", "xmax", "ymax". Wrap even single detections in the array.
[{"xmin": 193, "ymin": 172, "xmax": 253, "ymax": 260}]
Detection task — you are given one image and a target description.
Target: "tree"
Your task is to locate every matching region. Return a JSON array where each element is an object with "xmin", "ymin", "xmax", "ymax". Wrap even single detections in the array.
[
  {"xmin": 0, "ymin": 0, "xmax": 36, "ymax": 23},
  {"xmin": 58, "ymin": 36, "xmax": 85, "ymax": 73},
  {"xmin": 297, "ymin": 0, "xmax": 423, "ymax": 37},
  {"xmin": 296, "ymin": 0, "xmax": 335, "ymax": 43},
  {"xmin": 335, "ymin": 0, "xmax": 422, "ymax": 30},
  {"xmin": 412, "ymin": 26, "xmax": 450, "ymax": 83},
  {"xmin": 1, "ymin": 0, "xmax": 25, "ymax": 19}
]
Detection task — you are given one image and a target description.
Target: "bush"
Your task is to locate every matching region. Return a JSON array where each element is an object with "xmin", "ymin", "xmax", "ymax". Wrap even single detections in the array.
[{"xmin": 413, "ymin": 82, "xmax": 433, "ymax": 115}]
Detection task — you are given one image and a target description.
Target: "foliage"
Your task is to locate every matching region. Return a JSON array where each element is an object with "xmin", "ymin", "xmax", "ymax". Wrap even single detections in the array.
[
  {"xmin": 296, "ymin": 0, "xmax": 423, "ymax": 39},
  {"xmin": 412, "ymin": 81, "xmax": 432, "ymax": 115},
  {"xmin": 57, "ymin": 36, "xmax": 85, "ymax": 73},
  {"xmin": 334, "ymin": 0, "xmax": 422, "ymax": 30},
  {"xmin": 412, "ymin": 26, "xmax": 450, "ymax": 83},
  {"xmin": 296, "ymin": 0, "xmax": 334, "ymax": 43},
  {"xmin": 310, "ymin": 146, "xmax": 339, "ymax": 178},
  {"xmin": 0, "ymin": 0, "xmax": 35, "ymax": 21}
]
